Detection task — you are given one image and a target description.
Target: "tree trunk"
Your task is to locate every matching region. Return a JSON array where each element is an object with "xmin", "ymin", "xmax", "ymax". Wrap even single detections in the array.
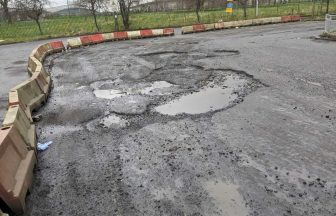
[
  {"xmin": 196, "ymin": 10, "xmax": 200, "ymax": 22},
  {"xmin": 93, "ymin": 13, "xmax": 100, "ymax": 31},
  {"xmin": 35, "ymin": 19, "xmax": 43, "ymax": 35},
  {"xmin": 3, "ymin": 3, "xmax": 12, "ymax": 24},
  {"xmin": 244, "ymin": 0, "xmax": 247, "ymax": 18},
  {"xmin": 326, "ymin": 0, "xmax": 330, "ymax": 13}
]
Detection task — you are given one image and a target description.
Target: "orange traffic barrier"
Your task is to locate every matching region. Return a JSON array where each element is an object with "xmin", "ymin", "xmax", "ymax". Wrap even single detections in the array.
[
  {"xmin": 0, "ymin": 126, "xmax": 36, "ymax": 215},
  {"xmin": 113, "ymin": 31, "xmax": 128, "ymax": 40},
  {"xmin": 163, "ymin": 28, "xmax": 174, "ymax": 36},
  {"xmin": 140, "ymin": 30, "xmax": 154, "ymax": 38},
  {"xmin": 281, "ymin": 15, "xmax": 292, "ymax": 22},
  {"xmin": 49, "ymin": 41, "xmax": 65, "ymax": 53},
  {"xmin": 193, "ymin": 24, "xmax": 205, "ymax": 32},
  {"xmin": 90, "ymin": 34, "xmax": 104, "ymax": 44},
  {"xmin": 80, "ymin": 35, "xmax": 93, "ymax": 46}
]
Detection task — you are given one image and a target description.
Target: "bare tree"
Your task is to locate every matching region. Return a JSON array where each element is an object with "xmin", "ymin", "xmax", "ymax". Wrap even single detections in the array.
[
  {"xmin": 77, "ymin": 0, "xmax": 105, "ymax": 31},
  {"xmin": 117, "ymin": 0, "xmax": 134, "ymax": 30},
  {"xmin": 16, "ymin": 0, "xmax": 48, "ymax": 34},
  {"xmin": 0, "ymin": 0, "xmax": 12, "ymax": 23},
  {"xmin": 195, "ymin": 0, "xmax": 205, "ymax": 23},
  {"xmin": 326, "ymin": 0, "xmax": 330, "ymax": 14}
]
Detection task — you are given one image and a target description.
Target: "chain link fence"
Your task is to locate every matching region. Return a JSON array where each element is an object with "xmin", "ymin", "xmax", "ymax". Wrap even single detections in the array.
[{"xmin": 0, "ymin": 0, "xmax": 336, "ymax": 43}]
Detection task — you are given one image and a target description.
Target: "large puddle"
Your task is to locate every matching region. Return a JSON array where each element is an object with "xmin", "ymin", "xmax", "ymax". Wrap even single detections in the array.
[
  {"xmin": 205, "ymin": 181, "xmax": 248, "ymax": 216},
  {"xmin": 155, "ymin": 75, "xmax": 246, "ymax": 115}
]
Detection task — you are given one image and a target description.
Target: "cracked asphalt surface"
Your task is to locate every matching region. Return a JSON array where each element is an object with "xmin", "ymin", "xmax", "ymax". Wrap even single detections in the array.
[{"xmin": 8, "ymin": 21, "xmax": 336, "ymax": 215}]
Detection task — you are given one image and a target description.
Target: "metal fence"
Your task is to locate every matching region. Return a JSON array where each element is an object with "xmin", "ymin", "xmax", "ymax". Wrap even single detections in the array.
[{"xmin": 325, "ymin": 14, "xmax": 336, "ymax": 32}]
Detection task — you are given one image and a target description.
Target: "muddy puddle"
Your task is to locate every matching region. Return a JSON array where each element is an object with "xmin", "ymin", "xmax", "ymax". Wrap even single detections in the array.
[
  {"xmin": 155, "ymin": 75, "xmax": 247, "ymax": 115},
  {"xmin": 205, "ymin": 181, "xmax": 248, "ymax": 216}
]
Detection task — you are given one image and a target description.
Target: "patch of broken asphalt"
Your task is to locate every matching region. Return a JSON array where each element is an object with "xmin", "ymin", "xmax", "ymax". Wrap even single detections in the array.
[{"xmin": 25, "ymin": 22, "xmax": 336, "ymax": 216}]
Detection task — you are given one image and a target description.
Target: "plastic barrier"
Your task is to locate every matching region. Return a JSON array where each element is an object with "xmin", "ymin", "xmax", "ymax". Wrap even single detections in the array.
[
  {"xmin": 271, "ymin": 17, "xmax": 282, "ymax": 23},
  {"xmin": 102, "ymin": 33, "xmax": 114, "ymax": 41},
  {"xmin": 80, "ymin": 35, "xmax": 93, "ymax": 46},
  {"xmin": 2, "ymin": 106, "xmax": 36, "ymax": 153},
  {"xmin": 181, "ymin": 26, "xmax": 194, "ymax": 34},
  {"xmin": 11, "ymin": 79, "xmax": 46, "ymax": 113},
  {"xmin": 31, "ymin": 66, "xmax": 51, "ymax": 97},
  {"xmin": 0, "ymin": 126, "xmax": 36, "ymax": 215},
  {"xmin": 193, "ymin": 24, "xmax": 205, "ymax": 32},
  {"xmin": 215, "ymin": 22, "xmax": 225, "ymax": 30},
  {"xmin": 27, "ymin": 56, "xmax": 40, "ymax": 76},
  {"xmin": 90, "ymin": 34, "xmax": 104, "ymax": 44},
  {"xmin": 8, "ymin": 90, "xmax": 32, "ymax": 122},
  {"xmin": 113, "ymin": 31, "xmax": 128, "ymax": 40},
  {"xmin": 152, "ymin": 29, "xmax": 164, "ymax": 36},
  {"xmin": 67, "ymin": 38, "xmax": 82, "ymax": 48},
  {"xmin": 281, "ymin": 15, "xmax": 292, "ymax": 22},
  {"xmin": 291, "ymin": 15, "xmax": 301, "ymax": 21},
  {"xmin": 127, "ymin": 31, "xmax": 141, "ymax": 39},
  {"xmin": 49, "ymin": 41, "xmax": 65, "ymax": 53},
  {"xmin": 140, "ymin": 30, "xmax": 154, "ymax": 38},
  {"xmin": 163, "ymin": 28, "xmax": 174, "ymax": 36},
  {"xmin": 204, "ymin": 24, "xmax": 215, "ymax": 31}
]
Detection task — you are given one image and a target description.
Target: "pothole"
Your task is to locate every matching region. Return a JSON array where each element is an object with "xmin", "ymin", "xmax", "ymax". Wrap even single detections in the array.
[
  {"xmin": 99, "ymin": 114, "xmax": 129, "ymax": 128},
  {"xmin": 154, "ymin": 75, "xmax": 247, "ymax": 115},
  {"xmin": 204, "ymin": 181, "xmax": 249, "ymax": 216},
  {"xmin": 140, "ymin": 81, "xmax": 174, "ymax": 95},
  {"xmin": 93, "ymin": 89, "xmax": 126, "ymax": 99}
]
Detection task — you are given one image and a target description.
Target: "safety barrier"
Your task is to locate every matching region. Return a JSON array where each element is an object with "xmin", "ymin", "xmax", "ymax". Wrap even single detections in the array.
[
  {"xmin": 182, "ymin": 16, "xmax": 301, "ymax": 34},
  {"xmin": 0, "ymin": 40, "xmax": 65, "ymax": 215},
  {"xmin": 0, "ymin": 126, "xmax": 36, "ymax": 215},
  {"xmin": 67, "ymin": 28, "xmax": 175, "ymax": 49}
]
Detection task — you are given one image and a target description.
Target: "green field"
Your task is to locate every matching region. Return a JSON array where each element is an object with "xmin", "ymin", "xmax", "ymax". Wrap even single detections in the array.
[{"xmin": 0, "ymin": 1, "xmax": 335, "ymax": 44}]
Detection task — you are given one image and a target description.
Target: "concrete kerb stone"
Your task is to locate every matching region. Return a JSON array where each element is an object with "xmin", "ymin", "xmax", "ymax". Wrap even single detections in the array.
[
  {"xmin": 181, "ymin": 26, "xmax": 194, "ymax": 34},
  {"xmin": 204, "ymin": 23, "xmax": 215, "ymax": 31},
  {"xmin": 152, "ymin": 29, "xmax": 164, "ymax": 36},
  {"xmin": 163, "ymin": 28, "xmax": 174, "ymax": 36},
  {"xmin": 215, "ymin": 22, "xmax": 225, "ymax": 30},
  {"xmin": 2, "ymin": 105, "xmax": 37, "ymax": 153},
  {"xmin": 0, "ymin": 126, "xmax": 36, "ymax": 215},
  {"xmin": 102, "ymin": 33, "xmax": 114, "ymax": 42}
]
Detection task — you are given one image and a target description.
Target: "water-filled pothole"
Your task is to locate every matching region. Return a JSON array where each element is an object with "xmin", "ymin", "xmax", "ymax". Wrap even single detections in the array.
[{"xmin": 154, "ymin": 75, "xmax": 247, "ymax": 115}]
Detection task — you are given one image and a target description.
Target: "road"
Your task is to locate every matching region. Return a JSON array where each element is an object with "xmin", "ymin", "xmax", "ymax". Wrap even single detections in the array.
[
  {"xmin": 0, "ymin": 38, "xmax": 67, "ymax": 123},
  {"xmin": 16, "ymin": 21, "xmax": 336, "ymax": 215}
]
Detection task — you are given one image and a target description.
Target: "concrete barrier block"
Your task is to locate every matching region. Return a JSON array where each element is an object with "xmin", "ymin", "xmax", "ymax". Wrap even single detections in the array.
[
  {"xmin": 163, "ymin": 28, "xmax": 174, "ymax": 36},
  {"xmin": 215, "ymin": 22, "xmax": 225, "ymax": 29},
  {"xmin": 281, "ymin": 15, "xmax": 292, "ymax": 22},
  {"xmin": 152, "ymin": 29, "xmax": 164, "ymax": 36},
  {"xmin": 262, "ymin": 17, "xmax": 274, "ymax": 24},
  {"xmin": 271, "ymin": 17, "xmax": 282, "ymax": 23},
  {"xmin": 8, "ymin": 91, "xmax": 32, "ymax": 122},
  {"xmin": 11, "ymin": 79, "xmax": 46, "ymax": 113},
  {"xmin": 31, "ymin": 66, "xmax": 51, "ymax": 97},
  {"xmin": 2, "ymin": 106, "xmax": 36, "ymax": 152},
  {"xmin": 27, "ymin": 56, "xmax": 41, "ymax": 76},
  {"xmin": 193, "ymin": 24, "xmax": 205, "ymax": 32},
  {"xmin": 113, "ymin": 31, "xmax": 128, "ymax": 40},
  {"xmin": 102, "ymin": 33, "xmax": 114, "ymax": 41},
  {"xmin": 140, "ymin": 29, "xmax": 154, "ymax": 38},
  {"xmin": 127, "ymin": 31, "xmax": 141, "ymax": 39},
  {"xmin": 223, "ymin": 21, "xmax": 235, "ymax": 28},
  {"xmin": 90, "ymin": 34, "xmax": 104, "ymax": 44},
  {"xmin": 239, "ymin": 19, "xmax": 253, "ymax": 26},
  {"xmin": 49, "ymin": 41, "xmax": 65, "ymax": 53},
  {"xmin": 252, "ymin": 18, "xmax": 265, "ymax": 25},
  {"xmin": 204, "ymin": 24, "xmax": 215, "ymax": 31},
  {"xmin": 67, "ymin": 38, "xmax": 82, "ymax": 48},
  {"xmin": 34, "ymin": 44, "xmax": 52, "ymax": 62},
  {"xmin": 181, "ymin": 26, "xmax": 194, "ymax": 34},
  {"xmin": 291, "ymin": 15, "xmax": 301, "ymax": 22},
  {"xmin": 0, "ymin": 126, "xmax": 36, "ymax": 215},
  {"xmin": 80, "ymin": 35, "xmax": 93, "ymax": 46}
]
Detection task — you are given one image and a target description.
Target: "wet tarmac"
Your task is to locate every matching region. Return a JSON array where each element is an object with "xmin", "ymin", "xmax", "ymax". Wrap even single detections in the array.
[{"xmin": 18, "ymin": 22, "xmax": 336, "ymax": 216}]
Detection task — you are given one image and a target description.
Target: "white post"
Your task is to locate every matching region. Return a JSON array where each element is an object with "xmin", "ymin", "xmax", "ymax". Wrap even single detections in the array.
[{"xmin": 256, "ymin": 0, "xmax": 259, "ymax": 17}]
